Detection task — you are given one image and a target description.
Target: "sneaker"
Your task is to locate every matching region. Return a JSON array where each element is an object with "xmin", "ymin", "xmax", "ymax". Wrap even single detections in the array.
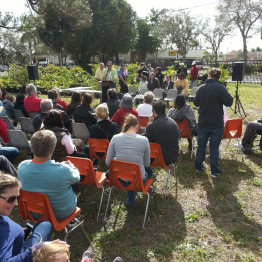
[
  {"xmin": 81, "ymin": 250, "xmax": 92, "ymax": 262},
  {"xmin": 113, "ymin": 257, "xmax": 123, "ymax": 262},
  {"xmin": 210, "ymin": 173, "xmax": 221, "ymax": 178},
  {"xmin": 67, "ymin": 214, "xmax": 81, "ymax": 228}
]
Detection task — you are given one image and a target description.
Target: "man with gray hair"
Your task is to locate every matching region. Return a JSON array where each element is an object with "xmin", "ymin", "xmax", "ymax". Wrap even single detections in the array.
[
  {"xmin": 147, "ymin": 72, "xmax": 160, "ymax": 92},
  {"xmin": 24, "ymin": 84, "xmax": 42, "ymax": 113},
  {"xmin": 32, "ymin": 99, "xmax": 53, "ymax": 131},
  {"xmin": 18, "ymin": 129, "xmax": 80, "ymax": 220},
  {"xmin": 137, "ymin": 91, "xmax": 155, "ymax": 117}
]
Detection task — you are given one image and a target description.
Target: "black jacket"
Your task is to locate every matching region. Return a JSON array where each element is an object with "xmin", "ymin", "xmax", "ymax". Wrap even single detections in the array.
[
  {"xmin": 73, "ymin": 104, "xmax": 96, "ymax": 130},
  {"xmin": 145, "ymin": 115, "xmax": 179, "ymax": 166},
  {"xmin": 106, "ymin": 100, "xmax": 120, "ymax": 119},
  {"xmin": 194, "ymin": 79, "xmax": 233, "ymax": 129},
  {"xmin": 90, "ymin": 120, "xmax": 118, "ymax": 141},
  {"xmin": 162, "ymin": 80, "xmax": 174, "ymax": 90},
  {"xmin": 147, "ymin": 78, "xmax": 160, "ymax": 92}
]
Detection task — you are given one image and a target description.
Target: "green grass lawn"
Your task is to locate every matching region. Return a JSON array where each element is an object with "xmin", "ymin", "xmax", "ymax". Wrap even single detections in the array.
[{"xmin": 11, "ymin": 83, "xmax": 262, "ymax": 261}]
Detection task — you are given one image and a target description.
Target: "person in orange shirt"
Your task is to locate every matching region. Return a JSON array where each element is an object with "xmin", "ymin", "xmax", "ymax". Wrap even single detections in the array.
[{"xmin": 174, "ymin": 72, "xmax": 189, "ymax": 97}]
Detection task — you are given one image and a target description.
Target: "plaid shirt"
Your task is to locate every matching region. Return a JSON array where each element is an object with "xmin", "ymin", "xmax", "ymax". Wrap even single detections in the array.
[{"xmin": 167, "ymin": 104, "xmax": 197, "ymax": 135}]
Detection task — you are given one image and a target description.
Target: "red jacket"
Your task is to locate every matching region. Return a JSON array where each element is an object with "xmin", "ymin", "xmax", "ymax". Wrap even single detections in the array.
[
  {"xmin": 0, "ymin": 119, "xmax": 8, "ymax": 142},
  {"xmin": 111, "ymin": 108, "xmax": 139, "ymax": 126},
  {"xmin": 24, "ymin": 96, "xmax": 42, "ymax": 113},
  {"xmin": 58, "ymin": 99, "xmax": 67, "ymax": 110},
  {"xmin": 190, "ymin": 66, "xmax": 199, "ymax": 81}
]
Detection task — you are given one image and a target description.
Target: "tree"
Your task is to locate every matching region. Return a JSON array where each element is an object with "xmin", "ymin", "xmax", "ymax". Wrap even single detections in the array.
[
  {"xmin": 19, "ymin": 14, "xmax": 42, "ymax": 64},
  {"xmin": 89, "ymin": 0, "xmax": 136, "ymax": 63},
  {"xmin": 201, "ymin": 19, "xmax": 231, "ymax": 66},
  {"xmin": 218, "ymin": 0, "xmax": 262, "ymax": 62},
  {"xmin": 36, "ymin": 0, "xmax": 91, "ymax": 65},
  {"xmin": 163, "ymin": 11, "xmax": 198, "ymax": 61},
  {"xmin": 0, "ymin": 31, "xmax": 28, "ymax": 64},
  {"xmin": 134, "ymin": 18, "xmax": 158, "ymax": 62},
  {"xmin": 0, "ymin": 12, "xmax": 16, "ymax": 29}
]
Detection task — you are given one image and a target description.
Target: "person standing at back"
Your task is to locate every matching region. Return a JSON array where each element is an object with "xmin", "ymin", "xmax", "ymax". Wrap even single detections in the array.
[
  {"xmin": 194, "ymin": 68, "xmax": 233, "ymax": 178},
  {"xmin": 189, "ymin": 61, "xmax": 199, "ymax": 89}
]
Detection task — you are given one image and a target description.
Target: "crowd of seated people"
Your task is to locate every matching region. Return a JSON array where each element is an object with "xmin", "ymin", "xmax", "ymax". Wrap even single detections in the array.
[{"xmin": 1, "ymin": 63, "xmax": 262, "ymax": 262}]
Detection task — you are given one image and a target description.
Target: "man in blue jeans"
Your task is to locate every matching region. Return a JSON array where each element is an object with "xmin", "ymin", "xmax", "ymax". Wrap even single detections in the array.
[{"xmin": 194, "ymin": 68, "xmax": 233, "ymax": 177}]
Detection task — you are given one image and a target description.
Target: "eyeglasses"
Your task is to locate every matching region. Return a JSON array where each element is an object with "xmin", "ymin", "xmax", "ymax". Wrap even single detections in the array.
[
  {"xmin": 0, "ymin": 195, "xmax": 20, "ymax": 203},
  {"xmin": 107, "ymin": 64, "xmax": 112, "ymax": 67}
]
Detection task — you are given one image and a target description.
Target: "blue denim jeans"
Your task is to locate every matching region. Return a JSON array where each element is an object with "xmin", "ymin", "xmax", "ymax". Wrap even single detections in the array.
[
  {"xmin": 195, "ymin": 126, "xmax": 224, "ymax": 174},
  {"xmin": 189, "ymin": 80, "xmax": 198, "ymax": 89},
  {"xmin": 0, "ymin": 147, "xmax": 19, "ymax": 163},
  {"xmin": 23, "ymin": 221, "xmax": 52, "ymax": 248},
  {"xmin": 126, "ymin": 166, "xmax": 153, "ymax": 208}
]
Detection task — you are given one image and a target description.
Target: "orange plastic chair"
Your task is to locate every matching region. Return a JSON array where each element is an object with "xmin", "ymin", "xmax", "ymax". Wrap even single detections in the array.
[
  {"xmin": 88, "ymin": 138, "xmax": 109, "ymax": 160},
  {"xmin": 175, "ymin": 119, "xmax": 195, "ymax": 159},
  {"xmin": 222, "ymin": 119, "xmax": 243, "ymax": 160},
  {"xmin": 149, "ymin": 143, "xmax": 175, "ymax": 196},
  {"xmin": 65, "ymin": 156, "xmax": 106, "ymax": 220},
  {"xmin": 138, "ymin": 116, "xmax": 149, "ymax": 133},
  {"xmin": 104, "ymin": 160, "xmax": 154, "ymax": 229},
  {"xmin": 19, "ymin": 189, "xmax": 83, "ymax": 240}
]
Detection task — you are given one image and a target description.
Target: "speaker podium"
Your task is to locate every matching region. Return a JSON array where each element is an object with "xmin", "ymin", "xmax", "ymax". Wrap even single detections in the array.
[{"xmin": 102, "ymin": 81, "xmax": 114, "ymax": 102}]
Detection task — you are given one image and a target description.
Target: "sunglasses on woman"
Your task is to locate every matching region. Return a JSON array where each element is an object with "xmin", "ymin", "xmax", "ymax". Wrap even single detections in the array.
[{"xmin": 0, "ymin": 195, "xmax": 20, "ymax": 203}]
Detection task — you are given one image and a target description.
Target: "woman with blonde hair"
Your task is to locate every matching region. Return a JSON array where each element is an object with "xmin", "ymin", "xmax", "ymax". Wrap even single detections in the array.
[
  {"xmin": 33, "ymin": 242, "xmax": 70, "ymax": 262},
  {"xmin": 83, "ymin": 103, "xmax": 118, "ymax": 157},
  {"xmin": 0, "ymin": 172, "xmax": 52, "ymax": 261},
  {"xmin": 106, "ymin": 114, "xmax": 152, "ymax": 208}
]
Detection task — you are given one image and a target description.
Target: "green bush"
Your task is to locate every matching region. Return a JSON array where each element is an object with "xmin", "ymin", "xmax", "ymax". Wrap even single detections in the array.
[{"xmin": 0, "ymin": 64, "xmax": 96, "ymax": 91}]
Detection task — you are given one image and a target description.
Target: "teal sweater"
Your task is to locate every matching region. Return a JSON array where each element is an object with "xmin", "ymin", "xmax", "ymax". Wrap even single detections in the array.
[{"xmin": 18, "ymin": 160, "xmax": 80, "ymax": 220}]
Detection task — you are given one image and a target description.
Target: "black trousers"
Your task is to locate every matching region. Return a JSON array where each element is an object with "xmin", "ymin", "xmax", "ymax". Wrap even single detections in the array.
[
  {"xmin": 0, "ymin": 155, "xmax": 17, "ymax": 177},
  {"xmin": 242, "ymin": 122, "xmax": 262, "ymax": 149}
]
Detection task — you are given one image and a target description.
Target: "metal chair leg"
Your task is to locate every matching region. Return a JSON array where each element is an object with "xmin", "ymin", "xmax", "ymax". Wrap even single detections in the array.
[
  {"xmin": 104, "ymin": 187, "xmax": 112, "ymax": 221},
  {"xmin": 164, "ymin": 166, "xmax": 172, "ymax": 196},
  {"xmin": 237, "ymin": 138, "xmax": 244, "ymax": 162},
  {"xmin": 191, "ymin": 139, "xmax": 194, "ymax": 159},
  {"xmin": 143, "ymin": 192, "xmax": 150, "ymax": 229},
  {"xmin": 64, "ymin": 227, "xmax": 68, "ymax": 241},
  {"xmin": 96, "ymin": 186, "xmax": 105, "ymax": 221}
]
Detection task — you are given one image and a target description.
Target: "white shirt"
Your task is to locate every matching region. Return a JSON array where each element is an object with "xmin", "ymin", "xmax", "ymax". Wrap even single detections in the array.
[
  {"xmin": 61, "ymin": 134, "xmax": 75, "ymax": 155},
  {"xmin": 137, "ymin": 103, "xmax": 152, "ymax": 117},
  {"xmin": 138, "ymin": 80, "xmax": 148, "ymax": 92}
]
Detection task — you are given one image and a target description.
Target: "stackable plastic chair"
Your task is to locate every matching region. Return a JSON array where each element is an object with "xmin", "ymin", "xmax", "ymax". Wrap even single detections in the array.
[
  {"xmin": 20, "ymin": 117, "xmax": 35, "ymax": 134},
  {"xmin": 65, "ymin": 156, "xmax": 107, "ymax": 221},
  {"xmin": 28, "ymin": 112, "xmax": 39, "ymax": 119},
  {"xmin": 164, "ymin": 89, "xmax": 177, "ymax": 103},
  {"xmin": 149, "ymin": 143, "xmax": 175, "ymax": 196},
  {"xmin": 13, "ymin": 109, "xmax": 25, "ymax": 122},
  {"xmin": 88, "ymin": 138, "xmax": 109, "ymax": 161},
  {"xmin": 188, "ymin": 87, "xmax": 198, "ymax": 102},
  {"xmin": 72, "ymin": 122, "xmax": 90, "ymax": 140},
  {"xmin": 138, "ymin": 116, "xmax": 149, "ymax": 133},
  {"xmin": 0, "ymin": 116, "xmax": 17, "ymax": 130},
  {"xmin": 153, "ymin": 89, "xmax": 163, "ymax": 100},
  {"xmin": 222, "ymin": 119, "xmax": 243, "ymax": 160},
  {"xmin": 104, "ymin": 160, "xmax": 154, "ymax": 228},
  {"xmin": 128, "ymin": 86, "xmax": 137, "ymax": 96},
  {"xmin": 7, "ymin": 130, "xmax": 31, "ymax": 150},
  {"xmin": 19, "ymin": 189, "xmax": 84, "ymax": 240},
  {"xmin": 140, "ymin": 88, "xmax": 147, "ymax": 95},
  {"xmin": 175, "ymin": 119, "xmax": 195, "ymax": 159}
]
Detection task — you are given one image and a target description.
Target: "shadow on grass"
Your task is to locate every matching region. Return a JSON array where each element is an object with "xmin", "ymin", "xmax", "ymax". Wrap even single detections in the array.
[
  {"xmin": 98, "ymin": 188, "xmax": 186, "ymax": 262},
  {"xmin": 202, "ymin": 159, "xmax": 262, "ymax": 253}
]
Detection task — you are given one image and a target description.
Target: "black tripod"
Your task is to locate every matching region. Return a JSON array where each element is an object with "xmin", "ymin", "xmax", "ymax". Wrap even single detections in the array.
[{"xmin": 232, "ymin": 81, "xmax": 246, "ymax": 118}]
